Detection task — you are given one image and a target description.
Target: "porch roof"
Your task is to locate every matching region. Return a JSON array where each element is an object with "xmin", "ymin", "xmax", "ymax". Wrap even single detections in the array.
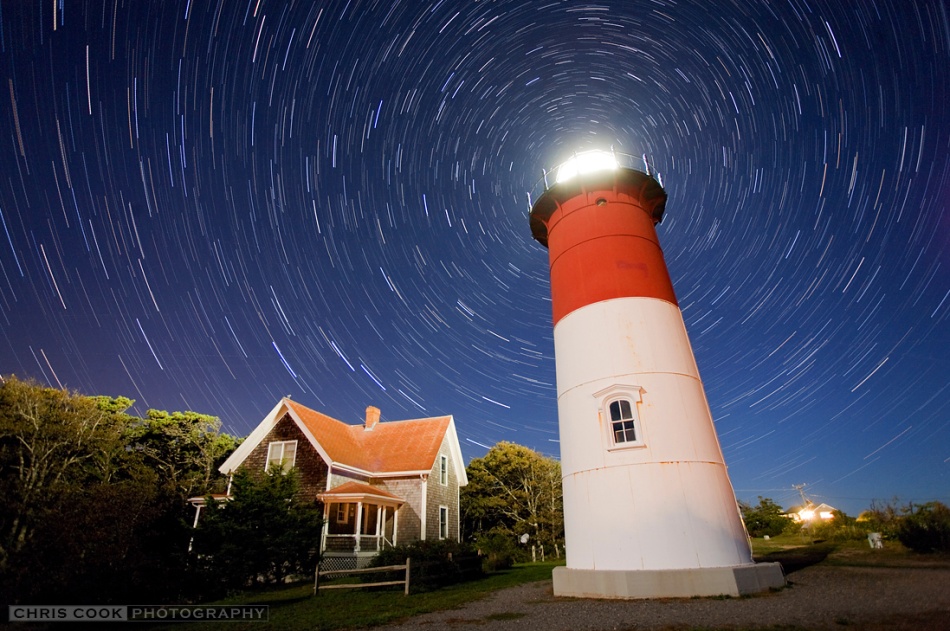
[
  {"xmin": 317, "ymin": 481, "xmax": 405, "ymax": 506},
  {"xmin": 186, "ymin": 493, "xmax": 231, "ymax": 507}
]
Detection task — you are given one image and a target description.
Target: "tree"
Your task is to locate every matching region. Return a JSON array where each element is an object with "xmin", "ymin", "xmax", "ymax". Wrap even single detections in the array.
[
  {"xmin": 896, "ymin": 502, "xmax": 950, "ymax": 553},
  {"xmin": 191, "ymin": 468, "xmax": 323, "ymax": 592},
  {"xmin": 859, "ymin": 498, "xmax": 904, "ymax": 539},
  {"xmin": 460, "ymin": 442, "xmax": 563, "ymax": 550},
  {"xmin": 740, "ymin": 497, "xmax": 792, "ymax": 538},
  {"xmin": 125, "ymin": 409, "xmax": 239, "ymax": 499},
  {"xmin": 0, "ymin": 375, "xmax": 241, "ymax": 603},
  {"xmin": 0, "ymin": 376, "xmax": 132, "ymax": 575}
]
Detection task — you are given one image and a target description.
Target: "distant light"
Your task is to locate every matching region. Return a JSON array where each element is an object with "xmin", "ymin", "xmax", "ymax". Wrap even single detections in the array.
[{"xmin": 555, "ymin": 150, "xmax": 618, "ymax": 184}]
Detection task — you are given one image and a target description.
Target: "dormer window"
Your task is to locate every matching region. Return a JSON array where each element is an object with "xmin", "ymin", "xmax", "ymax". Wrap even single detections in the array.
[{"xmin": 266, "ymin": 440, "xmax": 297, "ymax": 472}]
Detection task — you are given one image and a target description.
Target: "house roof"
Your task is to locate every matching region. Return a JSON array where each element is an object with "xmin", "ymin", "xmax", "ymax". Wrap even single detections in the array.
[
  {"xmin": 790, "ymin": 502, "xmax": 837, "ymax": 514},
  {"xmin": 284, "ymin": 399, "xmax": 451, "ymax": 474},
  {"xmin": 317, "ymin": 481, "xmax": 405, "ymax": 505},
  {"xmin": 219, "ymin": 398, "xmax": 468, "ymax": 485},
  {"xmin": 787, "ymin": 502, "xmax": 837, "ymax": 521}
]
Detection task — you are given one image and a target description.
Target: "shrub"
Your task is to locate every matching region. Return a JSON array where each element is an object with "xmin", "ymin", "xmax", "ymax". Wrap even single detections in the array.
[
  {"xmin": 896, "ymin": 502, "xmax": 950, "ymax": 553},
  {"xmin": 190, "ymin": 468, "xmax": 323, "ymax": 596},
  {"xmin": 370, "ymin": 539, "xmax": 482, "ymax": 591},
  {"xmin": 858, "ymin": 499, "xmax": 905, "ymax": 540},
  {"xmin": 740, "ymin": 497, "xmax": 793, "ymax": 538},
  {"xmin": 475, "ymin": 532, "xmax": 520, "ymax": 571},
  {"xmin": 805, "ymin": 510, "xmax": 866, "ymax": 542}
]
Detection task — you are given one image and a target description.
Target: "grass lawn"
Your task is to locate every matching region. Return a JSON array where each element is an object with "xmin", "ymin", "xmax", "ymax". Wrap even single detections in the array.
[
  {"xmin": 751, "ymin": 532, "xmax": 950, "ymax": 572},
  {"xmin": 149, "ymin": 560, "xmax": 564, "ymax": 631},
  {"xmin": 144, "ymin": 540, "xmax": 949, "ymax": 631}
]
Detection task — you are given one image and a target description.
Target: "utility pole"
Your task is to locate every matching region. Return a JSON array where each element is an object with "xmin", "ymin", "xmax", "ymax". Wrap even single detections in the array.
[{"xmin": 793, "ymin": 484, "xmax": 810, "ymax": 507}]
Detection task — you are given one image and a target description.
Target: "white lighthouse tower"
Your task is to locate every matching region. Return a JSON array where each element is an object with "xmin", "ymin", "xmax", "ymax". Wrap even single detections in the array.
[{"xmin": 529, "ymin": 151, "xmax": 784, "ymax": 599}]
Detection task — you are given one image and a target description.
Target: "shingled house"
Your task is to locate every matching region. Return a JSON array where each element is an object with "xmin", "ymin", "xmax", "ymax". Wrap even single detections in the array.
[{"xmin": 213, "ymin": 398, "xmax": 467, "ymax": 569}]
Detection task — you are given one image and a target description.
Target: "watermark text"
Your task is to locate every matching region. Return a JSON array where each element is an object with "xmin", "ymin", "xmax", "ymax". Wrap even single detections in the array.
[{"xmin": 9, "ymin": 605, "xmax": 268, "ymax": 622}]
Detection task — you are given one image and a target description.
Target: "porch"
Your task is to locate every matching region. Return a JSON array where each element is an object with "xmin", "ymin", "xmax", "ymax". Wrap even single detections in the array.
[{"xmin": 318, "ymin": 481, "xmax": 405, "ymax": 570}]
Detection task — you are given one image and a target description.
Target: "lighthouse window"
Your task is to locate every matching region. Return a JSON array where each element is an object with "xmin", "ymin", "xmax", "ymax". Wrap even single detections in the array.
[
  {"xmin": 595, "ymin": 385, "xmax": 645, "ymax": 450},
  {"xmin": 609, "ymin": 399, "xmax": 638, "ymax": 444}
]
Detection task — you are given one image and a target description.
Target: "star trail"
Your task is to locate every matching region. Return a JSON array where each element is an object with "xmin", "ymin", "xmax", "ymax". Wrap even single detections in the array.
[{"xmin": 0, "ymin": 0, "xmax": 947, "ymax": 514}]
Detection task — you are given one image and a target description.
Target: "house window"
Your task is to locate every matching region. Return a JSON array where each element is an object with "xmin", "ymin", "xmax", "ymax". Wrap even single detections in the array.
[
  {"xmin": 439, "ymin": 506, "xmax": 449, "ymax": 540},
  {"xmin": 439, "ymin": 455, "xmax": 448, "ymax": 485},
  {"xmin": 336, "ymin": 503, "xmax": 349, "ymax": 523},
  {"xmin": 609, "ymin": 399, "xmax": 638, "ymax": 444},
  {"xmin": 265, "ymin": 440, "xmax": 297, "ymax": 472}
]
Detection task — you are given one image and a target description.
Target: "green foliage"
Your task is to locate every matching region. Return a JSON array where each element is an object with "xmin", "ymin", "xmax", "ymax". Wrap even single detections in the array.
[
  {"xmin": 0, "ymin": 375, "xmax": 240, "ymax": 604},
  {"xmin": 192, "ymin": 468, "xmax": 323, "ymax": 595},
  {"xmin": 805, "ymin": 509, "xmax": 866, "ymax": 542},
  {"xmin": 369, "ymin": 539, "xmax": 482, "ymax": 591},
  {"xmin": 460, "ymin": 442, "xmax": 563, "ymax": 550},
  {"xmin": 0, "ymin": 377, "xmax": 132, "ymax": 581},
  {"xmin": 740, "ymin": 496, "xmax": 793, "ymax": 538},
  {"xmin": 126, "ymin": 409, "xmax": 239, "ymax": 498},
  {"xmin": 896, "ymin": 502, "xmax": 950, "ymax": 553},
  {"xmin": 13, "ymin": 476, "xmax": 193, "ymax": 603},
  {"xmin": 475, "ymin": 532, "xmax": 520, "ymax": 571},
  {"xmin": 858, "ymin": 498, "xmax": 905, "ymax": 540}
]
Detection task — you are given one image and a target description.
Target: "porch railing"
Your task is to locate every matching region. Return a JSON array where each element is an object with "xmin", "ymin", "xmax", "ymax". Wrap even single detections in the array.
[{"xmin": 323, "ymin": 534, "xmax": 395, "ymax": 553}]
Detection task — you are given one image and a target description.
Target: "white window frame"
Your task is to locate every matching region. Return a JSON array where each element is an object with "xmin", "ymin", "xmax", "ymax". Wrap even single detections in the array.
[
  {"xmin": 438, "ymin": 505, "xmax": 449, "ymax": 540},
  {"xmin": 265, "ymin": 440, "xmax": 297, "ymax": 472},
  {"xmin": 439, "ymin": 454, "xmax": 448, "ymax": 485},
  {"xmin": 594, "ymin": 384, "xmax": 646, "ymax": 450}
]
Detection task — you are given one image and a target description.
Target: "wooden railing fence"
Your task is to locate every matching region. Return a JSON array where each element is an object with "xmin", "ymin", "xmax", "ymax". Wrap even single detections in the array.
[{"xmin": 313, "ymin": 558, "xmax": 411, "ymax": 596}]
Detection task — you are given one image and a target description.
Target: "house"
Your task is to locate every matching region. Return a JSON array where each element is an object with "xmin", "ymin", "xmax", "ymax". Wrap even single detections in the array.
[
  {"xmin": 209, "ymin": 398, "xmax": 467, "ymax": 569},
  {"xmin": 788, "ymin": 502, "xmax": 838, "ymax": 524}
]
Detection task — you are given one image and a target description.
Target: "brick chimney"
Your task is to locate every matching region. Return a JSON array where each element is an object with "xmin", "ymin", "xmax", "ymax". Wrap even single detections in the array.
[{"xmin": 365, "ymin": 406, "xmax": 380, "ymax": 430}]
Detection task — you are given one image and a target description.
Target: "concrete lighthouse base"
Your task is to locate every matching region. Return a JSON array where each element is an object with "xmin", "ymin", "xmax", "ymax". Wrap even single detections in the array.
[{"xmin": 552, "ymin": 563, "xmax": 786, "ymax": 600}]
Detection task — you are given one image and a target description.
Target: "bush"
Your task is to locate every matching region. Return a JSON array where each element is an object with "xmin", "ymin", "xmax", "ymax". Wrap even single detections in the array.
[
  {"xmin": 896, "ymin": 502, "xmax": 950, "ymax": 553},
  {"xmin": 369, "ymin": 539, "xmax": 482, "ymax": 592},
  {"xmin": 858, "ymin": 499, "xmax": 905, "ymax": 541},
  {"xmin": 741, "ymin": 497, "xmax": 792, "ymax": 538},
  {"xmin": 805, "ymin": 510, "xmax": 867, "ymax": 542},
  {"xmin": 475, "ymin": 532, "xmax": 519, "ymax": 571},
  {"xmin": 190, "ymin": 468, "xmax": 323, "ymax": 597}
]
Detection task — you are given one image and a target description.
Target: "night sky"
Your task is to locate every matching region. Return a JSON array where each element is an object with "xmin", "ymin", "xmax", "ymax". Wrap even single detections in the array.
[{"xmin": 1, "ymin": 0, "xmax": 947, "ymax": 515}]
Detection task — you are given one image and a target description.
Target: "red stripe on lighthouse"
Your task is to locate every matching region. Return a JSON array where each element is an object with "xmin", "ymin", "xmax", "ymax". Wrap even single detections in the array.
[{"xmin": 530, "ymin": 171, "xmax": 676, "ymax": 325}]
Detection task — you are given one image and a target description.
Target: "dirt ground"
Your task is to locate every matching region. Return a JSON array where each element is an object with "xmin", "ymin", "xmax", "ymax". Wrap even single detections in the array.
[{"xmin": 372, "ymin": 549, "xmax": 950, "ymax": 631}]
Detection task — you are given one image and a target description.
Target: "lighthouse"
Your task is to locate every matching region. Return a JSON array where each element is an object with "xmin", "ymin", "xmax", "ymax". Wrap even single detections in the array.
[{"xmin": 529, "ymin": 151, "xmax": 784, "ymax": 599}]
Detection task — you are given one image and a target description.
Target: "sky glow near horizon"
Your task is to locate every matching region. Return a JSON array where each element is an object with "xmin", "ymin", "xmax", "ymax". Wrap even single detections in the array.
[{"xmin": 0, "ymin": 0, "xmax": 948, "ymax": 515}]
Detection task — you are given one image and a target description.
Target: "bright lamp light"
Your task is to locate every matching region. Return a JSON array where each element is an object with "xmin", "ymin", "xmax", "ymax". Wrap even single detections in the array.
[{"xmin": 555, "ymin": 150, "xmax": 619, "ymax": 184}]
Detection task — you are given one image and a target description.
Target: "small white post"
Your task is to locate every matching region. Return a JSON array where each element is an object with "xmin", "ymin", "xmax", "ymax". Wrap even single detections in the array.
[{"xmin": 376, "ymin": 505, "xmax": 383, "ymax": 551}]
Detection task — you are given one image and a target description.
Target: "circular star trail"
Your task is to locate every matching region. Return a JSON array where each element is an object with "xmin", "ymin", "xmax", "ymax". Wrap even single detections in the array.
[{"xmin": 0, "ymin": 0, "xmax": 947, "ymax": 514}]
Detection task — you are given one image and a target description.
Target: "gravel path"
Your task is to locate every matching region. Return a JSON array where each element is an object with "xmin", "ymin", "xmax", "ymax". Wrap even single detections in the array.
[{"xmin": 370, "ymin": 565, "xmax": 950, "ymax": 630}]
